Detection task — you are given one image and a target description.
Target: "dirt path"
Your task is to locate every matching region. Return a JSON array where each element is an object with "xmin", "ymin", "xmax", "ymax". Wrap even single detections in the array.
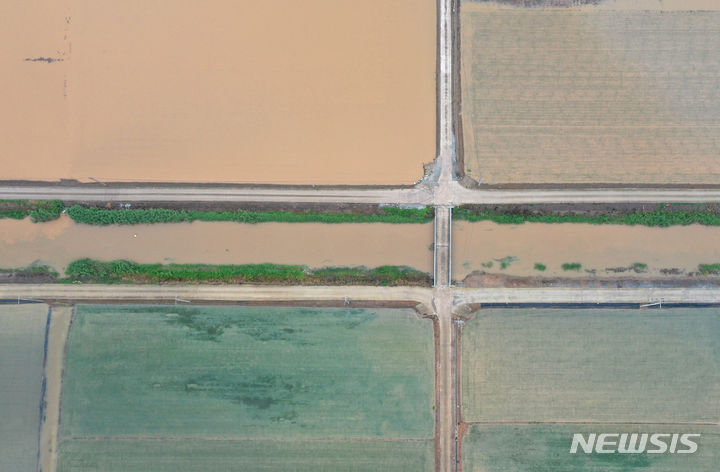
[
  {"xmin": 38, "ymin": 306, "xmax": 72, "ymax": 472},
  {"xmin": 0, "ymin": 285, "xmax": 435, "ymax": 306}
]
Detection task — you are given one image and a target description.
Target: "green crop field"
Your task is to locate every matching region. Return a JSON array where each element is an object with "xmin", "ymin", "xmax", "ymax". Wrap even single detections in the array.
[
  {"xmin": 462, "ymin": 424, "xmax": 719, "ymax": 472},
  {"xmin": 0, "ymin": 304, "xmax": 49, "ymax": 472},
  {"xmin": 461, "ymin": 4, "xmax": 720, "ymax": 184},
  {"xmin": 58, "ymin": 305, "xmax": 435, "ymax": 471},
  {"xmin": 461, "ymin": 308, "xmax": 720, "ymax": 423},
  {"xmin": 57, "ymin": 439, "xmax": 435, "ymax": 472}
]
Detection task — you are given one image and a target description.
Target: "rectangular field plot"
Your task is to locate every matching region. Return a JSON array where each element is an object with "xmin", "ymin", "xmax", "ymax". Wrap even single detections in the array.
[
  {"xmin": 58, "ymin": 305, "xmax": 434, "ymax": 471},
  {"xmin": 57, "ymin": 439, "xmax": 434, "ymax": 472},
  {"xmin": 461, "ymin": 3, "xmax": 720, "ymax": 184},
  {"xmin": 2, "ymin": 0, "xmax": 435, "ymax": 185},
  {"xmin": 0, "ymin": 304, "xmax": 49, "ymax": 472},
  {"xmin": 462, "ymin": 424, "xmax": 719, "ymax": 472},
  {"xmin": 461, "ymin": 308, "xmax": 720, "ymax": 423}
]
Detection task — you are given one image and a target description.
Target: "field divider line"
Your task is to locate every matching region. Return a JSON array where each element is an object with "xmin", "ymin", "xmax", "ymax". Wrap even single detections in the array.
[
  {"xmin": 462, "ymin": 421, "xmax": 719, "ymax": 426},
  {"xmin": 63, "ymin": 436, "xmax": 435, "ymax": 443}
]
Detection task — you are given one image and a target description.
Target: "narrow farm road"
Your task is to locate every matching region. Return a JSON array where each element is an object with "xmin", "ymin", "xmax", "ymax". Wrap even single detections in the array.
[{"xmin": 38, "ymin": 306, "xmax": 72, "ymax": 472}]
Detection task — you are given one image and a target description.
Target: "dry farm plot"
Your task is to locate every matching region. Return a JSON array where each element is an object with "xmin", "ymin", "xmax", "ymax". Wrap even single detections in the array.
[
  {"xmin": 461, "ymin": 1, "xmax": 720, "ymax": 184},
  {"xmin": 1, "ymin": 0, "xmax": 435, "ymax": 185},
  {"xmin": 0, "ymin": 304, "xmax": 49, "ymax": 472},
  {"xmin": 57, "ymin": 305, "xmax": 435, "ymax": 471},
  {"xmin": 0, "ymin": 216, "xmax": 433, "ymax": 275},
  {"xmin": 453, "ymin": 220, "xmax": 720, "ymax": 280}
]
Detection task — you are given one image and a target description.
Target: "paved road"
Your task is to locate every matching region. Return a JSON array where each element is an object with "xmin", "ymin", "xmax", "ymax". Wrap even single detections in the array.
[
  {"xmin": 0, "ymin": 185, "xmax": 434, "ymax": 205},
  {"xmin": 5, "ymin": 285, "xmax": 719, "ymax": 310},
  {"xmin": 433, "ymin": 287, "xmax": 456, "ymax": 472},
  {"xmin": 434, "ymin": 0, "xmax": 456, "ymax": 466},
  {"xmin": 1, "ymin": 284, "xmax": 433, "ymax": 306},
  {"xmin": 453, "ymin": 287, "xmax": 720, "ymax": 306},
  {"xmin": 434, "ymin": 207, "xmax": 452, "ymax": 287},
  {"xmin": 5, "ymin": 182, "xmax": 720, "ymax": 205},
  {"xmin": 453, "ymin": 185, "xmax": 720, "ymax": 204}
]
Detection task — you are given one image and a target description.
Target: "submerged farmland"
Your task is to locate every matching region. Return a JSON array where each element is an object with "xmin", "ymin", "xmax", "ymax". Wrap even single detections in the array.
[
  {"xmin": 57, "ymin": 305, "xmax": 435, "ymax": 471},
  {"xmin": 2, "ymin": 0, "xmax": 435, "ymax": 185},
  {"xmin": 0, "ymin": 304, "xmax": 49, "ymax": 472},
  {"xmin": 453, "ymin": 220, "xmax": 720, "ymax": 280},
  {"xmin": 0, "ymin": 216, "xmax": 433, "ymax": 276}
]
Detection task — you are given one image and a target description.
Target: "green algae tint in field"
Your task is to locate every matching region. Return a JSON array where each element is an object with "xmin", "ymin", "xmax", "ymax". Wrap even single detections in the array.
[
  {"xmin": 57, "ymin": 439, "xmax": 435, "ymax": 472},
  {"xmin": 0, "ymin": 304, "xmax": 49, "ymax": 472},
  {"xmin": 461, "ymin": 308, "xmax": 720, "ymax": 423},
  {"xmin": 462, "ymin": 424, "xmax": 720, "ymax": 472},
  {"xmin": 58, "ymin": 305, "xmax": 434, "ymax": 471}
]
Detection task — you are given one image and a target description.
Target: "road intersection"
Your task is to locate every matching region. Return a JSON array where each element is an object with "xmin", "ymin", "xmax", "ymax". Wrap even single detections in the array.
[{"xmin": 3, "ymin": 1, "xmax": 720, "ymax": 470}]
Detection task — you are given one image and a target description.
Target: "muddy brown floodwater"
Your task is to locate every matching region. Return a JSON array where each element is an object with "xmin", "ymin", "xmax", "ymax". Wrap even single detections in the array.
[
  {"xmin": 0, "ymin": 216, "xmax": 433, "ymax": 275},
  {"xmin": 453, "ymin": 221, "xmax": 720, "ymax": 279},
  {"xmin": 1, "ymin": 0, "xmax": 435, "ymax": 185}
]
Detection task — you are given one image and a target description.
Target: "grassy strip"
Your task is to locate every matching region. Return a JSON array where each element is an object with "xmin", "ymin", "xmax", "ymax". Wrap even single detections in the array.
[
  {"xmin": 454, "ymin": 205, "xmax": 720, "ymax": 227},
  {"xmin": 64, "ymin": 259, "xmax": 431, "ymax": 286},
  {"xmin": 0, "ymin": 200, "xmax": 65, "ymax": 222},
  {"xmin": 66, "ymin": 205, "xmax": 433, "ymax": 225},
  {"xmin": 699, "ymin": 264, "xmax": 720, "ymax": 275}
]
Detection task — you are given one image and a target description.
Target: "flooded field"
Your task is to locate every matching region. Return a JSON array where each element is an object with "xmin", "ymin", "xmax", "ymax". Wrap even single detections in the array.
[
  {"xmin": 453, "ymin": 221, "xmax": 720, "ymax": 279},
  {"xmin": 461, "ymin": 0, "xmax": 720, "ymax": 184},
  {"xmin": 0, "ymin": 216, "xmax": 433, "ymax": 274},
  {"xmin": 58, "ymin": 305, "xmax": 434, "ymax": 470},
  {"xmin": 2, "ymin": 0, "xmax": 435, "ymax": 185},
  {"xmin": 0, "ymin": 304, "xmax": 49, "ymax": 472}
]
